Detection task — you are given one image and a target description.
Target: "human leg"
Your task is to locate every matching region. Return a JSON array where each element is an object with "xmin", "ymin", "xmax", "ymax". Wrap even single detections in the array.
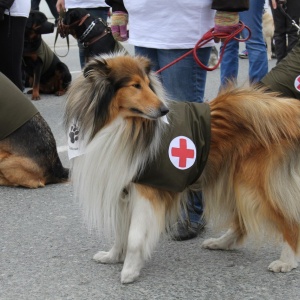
[
  {"xmin": 77, "ymin": 7, "xmax": 110, "ymax": 68},
  {"xmin": 240, "ymin": 0, "xmax": 268, "ymax": 83},
  {"xmin": 157, "ymin": 47, "xmax": 211, "ymax": 103},
  {"xmin": 134, "ymin": 46, "xmax": 160, "ymax": 71},
  {"xmin": 45, "ymin": 0, "xmax": 59, "ymax": 20},
  {"xmin": 156, "ymin": 48, "xmax": 210, "ymax": 239},
  {"xmin": 220, "ymin": 39, "xmax": 239, "ymax": 87},
  {"xmin": 285, "ymin": 0, "xmax": 300, "ymax": 58},
  {"xmin": 0, "ymin": 15, "xmax": 27, "ymax": 90},
  {"xmin": 270, "ymin": 2, "xmax": 288, "ymax": 63},
  {"xmin": 31, "ymin": 0, "xmax": 40, "ymax": 10}
]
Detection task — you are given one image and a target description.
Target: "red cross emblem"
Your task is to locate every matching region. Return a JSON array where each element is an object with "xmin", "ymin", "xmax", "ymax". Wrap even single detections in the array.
[
  {"xmin": 294, "ymin": 75, "xmax": 300, "ymax": 92},
  {"xmin": 168, "ymin": 136, "xmax": 196, "ymax": 170}
]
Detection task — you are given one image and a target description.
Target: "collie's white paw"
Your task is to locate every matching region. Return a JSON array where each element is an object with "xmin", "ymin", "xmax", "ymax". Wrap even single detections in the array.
[
  {"xmin": 93, "ymin": 251, "xmax": 121, "ymax": 264},
  {"xmin": 121, "ymin": 268, "xmax": 140, "ymax": 284},
  {"xmin": 202, "ymin": 238, "xmax": 228, "ymax": 250},
  {"xmin": 268, "ymin": 260, "xmax": 298, "ymax": 273}
]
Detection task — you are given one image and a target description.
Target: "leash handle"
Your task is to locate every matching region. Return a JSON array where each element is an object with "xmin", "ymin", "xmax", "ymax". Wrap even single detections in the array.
[
  {"xmin": 54, "ymin": 8, "xmax": 70, "ymax": 57},
  {"xmin": 155, "ymin": 21, "xmax": 251, "ymax": 74}
]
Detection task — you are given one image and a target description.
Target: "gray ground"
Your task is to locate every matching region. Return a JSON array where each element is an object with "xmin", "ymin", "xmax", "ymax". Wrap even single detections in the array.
[{"xmin": 2, "ymin": 27, "xmax": 299, "ymax": 300}]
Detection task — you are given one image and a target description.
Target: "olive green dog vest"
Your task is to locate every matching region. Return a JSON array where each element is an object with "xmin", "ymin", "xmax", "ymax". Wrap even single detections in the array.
[
  {"xmin": 0, "ymin": 72, "xmax": 38, "ymax": 140},
  {"xmin": 135, "ymin": 101, "xmax": 211, "ymax": 193},
  {"xmin": 261, "ymin": 39, "xmax": 300, "ymax": 100}
]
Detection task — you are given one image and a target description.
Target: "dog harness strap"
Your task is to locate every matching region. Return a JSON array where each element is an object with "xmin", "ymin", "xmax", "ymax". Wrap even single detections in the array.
[
  {"xmin": 79, "ymin": 18, "xmax": 107, "ymax": 43},
  {"xmin": 134, "ymin": 102, "xmax": 211, "ymax": 193},
  {"xmin": 0, "ymin": 73, "xmax": 38, "ymax": 140},
  {"xmin": 82, "ymin": 28, "xmax": 110, "ymax": 47}
]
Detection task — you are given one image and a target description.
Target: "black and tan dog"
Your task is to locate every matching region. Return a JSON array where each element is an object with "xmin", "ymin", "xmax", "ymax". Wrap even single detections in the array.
[
  {"xmin": 59, "ymin": 8, "xmax": 126, "ymax": 64},
  {"xmin": 23, "ymin": 10, "xmax": 71, "ymax": 100},
  {"xmin": 0, "ymin": 72, "xmax": 68, "ymax": 188}
]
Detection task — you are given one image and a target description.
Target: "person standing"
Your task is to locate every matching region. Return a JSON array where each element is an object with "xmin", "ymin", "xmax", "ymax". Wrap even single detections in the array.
[
  {"xmin": 269, "ymin": 0, "xmax": 300, "ymax": 64},
  {"xmin": 31, "ymin": 0, "xmax": 59, "ymax": 26},
  {"xmin": 106, "ymin": 0, "xmax": 249, "ymax": 240},
  {"xmin": 0, "ymin": 0, "xmax": 31, "ymax": 90},
  {"xmin": 220, "ymin": 0, "xmax": 268, "ymax": 86},
  {"xmin": 56, "ymin": 0, "xmax": 110, "ymax": 68}
]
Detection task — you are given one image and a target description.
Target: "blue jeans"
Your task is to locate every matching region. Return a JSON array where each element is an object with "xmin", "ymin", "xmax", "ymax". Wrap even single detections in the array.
[
  {"xmin": 220, "ymin": 0, "xmax": 268, "ymax": 86},
  {"xmin": 134, "ymin": 46, "xmax": 211, "ymax": 103},
  {"xmin": 76, "ymin": 7, "xmax": 109, "ymax": 68},
  {"xmin": 135, "ymin": 46, "xmax": 210, "ymax": 224}
]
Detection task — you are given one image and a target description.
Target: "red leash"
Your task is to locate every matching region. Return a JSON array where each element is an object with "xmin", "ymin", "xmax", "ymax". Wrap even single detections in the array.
[{"xmin": 155, "ymin": 21, "xmax": 251, "ymax": 74}]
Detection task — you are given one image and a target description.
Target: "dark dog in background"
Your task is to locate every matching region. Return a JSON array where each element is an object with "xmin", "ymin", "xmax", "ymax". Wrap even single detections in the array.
[
  {"xmin": 23, "ymin": 10, "xmax": 71, "ymax": 100},
  {"xmin": 0, "ymin": 72, "xmax": 69, "ymax": 188},
  {"xmin": 60, "ymin": 8, "xmax": 126, "ymax": 64}
]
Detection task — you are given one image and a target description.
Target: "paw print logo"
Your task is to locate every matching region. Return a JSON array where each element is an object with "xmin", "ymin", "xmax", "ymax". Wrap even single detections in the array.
[{"xmin": 69, "ymin": 124, "xmax": 79, "ymax": 143}]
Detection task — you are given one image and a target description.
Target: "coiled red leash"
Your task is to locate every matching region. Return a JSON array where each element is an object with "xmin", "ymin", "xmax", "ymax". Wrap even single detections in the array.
[{"xmin": 155, "ymin": 21, "xmax": 251, "ymax": 74}]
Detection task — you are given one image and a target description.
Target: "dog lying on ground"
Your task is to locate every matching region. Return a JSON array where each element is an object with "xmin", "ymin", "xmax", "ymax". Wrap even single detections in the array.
[
  {"xmin": 65, "ymin": 53, "xmax": 300, "ymax": 283},
  {"xmin": 0, "ymin": 73, "xmax": 68, "ymax": 188},
  {"xmin": 23, "ymin": 10, "xmax": 72, "ymax": 100},
  {"xmin": 59, "ymin": 8, "xmax": 126, "ymax": 64},
  {"xmin": 262, "ymin": 11, "xmax": 275, "ymax": 60}
]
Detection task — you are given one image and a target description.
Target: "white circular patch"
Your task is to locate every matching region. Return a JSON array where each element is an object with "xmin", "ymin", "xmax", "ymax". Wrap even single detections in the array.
[
  {"xmin": 294, "ymin": 75, "xmax": 300, "ymax": 92},
  {"xmin": 168, "ymin": 136, "xmax": 196, "ymax": 170}
]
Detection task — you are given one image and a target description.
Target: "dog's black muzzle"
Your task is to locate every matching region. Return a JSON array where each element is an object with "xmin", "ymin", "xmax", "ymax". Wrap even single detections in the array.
[{"xmin": 35, "ymin": 21, "xmax": 54, "ymax": 34}]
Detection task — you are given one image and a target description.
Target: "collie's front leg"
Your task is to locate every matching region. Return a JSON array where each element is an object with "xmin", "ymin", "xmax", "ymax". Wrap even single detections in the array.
[
  {"xmin": 121, "ymin": 186, "xmax": 164, "ymax": 284},
  {"xmin": 202, "ymin": 227, "xmax": 244, "ymax": 250}
]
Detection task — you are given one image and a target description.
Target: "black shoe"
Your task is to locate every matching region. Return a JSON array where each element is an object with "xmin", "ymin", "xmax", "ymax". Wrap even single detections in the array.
[{"xmin": 172, "ymin": 221, "xmax": 205, "ymax": 241}]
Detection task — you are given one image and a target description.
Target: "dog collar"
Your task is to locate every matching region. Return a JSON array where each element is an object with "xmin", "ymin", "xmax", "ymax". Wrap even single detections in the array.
[{"xmin": 79, "ymin": 18, "xmax": 107, "ymax": 43}]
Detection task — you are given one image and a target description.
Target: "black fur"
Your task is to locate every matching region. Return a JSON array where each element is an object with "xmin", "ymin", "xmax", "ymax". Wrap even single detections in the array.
[
  {"xmin": 63, "ymin": 8, "xmax": 120, "ymax": 60},
  {"xmin": 23, "ymin": 10, "xmax": 72, "ymax": 100}
]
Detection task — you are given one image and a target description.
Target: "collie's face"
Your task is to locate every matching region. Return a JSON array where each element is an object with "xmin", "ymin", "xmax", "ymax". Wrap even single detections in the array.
[
  {"xmin": 65, "ymin": 54, "xmax": 170, "ymax": 140},
  {"xmin": 83, "ymin": 55, "xmax": 169, "ymax": 121}
]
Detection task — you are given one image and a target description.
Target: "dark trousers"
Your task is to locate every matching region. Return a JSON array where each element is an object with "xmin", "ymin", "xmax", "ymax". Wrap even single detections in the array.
[
  {"xmin": 31, "ymin": 0, "xmax": 59, "ymax": 20},
  {"xmin": 270, "ymin": 3, "xmax": 299, "ymax": 63},
  {"xmin": 0, "ymin": 15, "xmax": 27, "ymax": 90}
]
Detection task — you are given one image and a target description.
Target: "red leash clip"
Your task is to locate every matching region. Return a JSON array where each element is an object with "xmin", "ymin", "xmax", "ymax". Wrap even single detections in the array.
[{"xmin": 155, "ymin": 21, "xmax": 251, "ymax": 74}]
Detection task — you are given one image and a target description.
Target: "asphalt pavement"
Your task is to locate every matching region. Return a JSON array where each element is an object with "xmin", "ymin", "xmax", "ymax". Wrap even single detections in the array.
[{"xmin": 2, "ymin": 28, "xmax": 299, "ymax": 300}]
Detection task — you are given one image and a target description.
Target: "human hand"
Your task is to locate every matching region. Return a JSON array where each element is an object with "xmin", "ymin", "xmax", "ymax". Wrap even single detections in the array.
[
  {"xmin": 56, "ymin": 0, "xmax": 66, "ymax": 13},
  {"xmin": 110, "ymin": 11, "xmax": 128, "ymax": 42},
  {"xmin": 272, "ymin": 0, "xmax": 287, "ymax": 9},
  {"xmin": 213, "ymin": 11, "xmax": 240, "ymax": 42}
]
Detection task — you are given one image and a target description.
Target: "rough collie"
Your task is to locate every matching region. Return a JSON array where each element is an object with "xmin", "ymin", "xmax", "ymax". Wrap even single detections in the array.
[{"xmin": 65, "ymin": 53, "xmax": 300, "ymax": 283}]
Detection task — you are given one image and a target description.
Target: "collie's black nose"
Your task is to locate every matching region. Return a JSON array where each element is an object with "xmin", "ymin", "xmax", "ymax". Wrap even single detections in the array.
[{"xmin": 160, "ymin": 105, "xmax": 169, "ymax": 116}]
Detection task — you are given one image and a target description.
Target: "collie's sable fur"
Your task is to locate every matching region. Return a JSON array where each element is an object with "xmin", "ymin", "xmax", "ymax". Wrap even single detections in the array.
[{"xmin": 65, "ymin": 53, "xmax": 300, "ymax": 283}]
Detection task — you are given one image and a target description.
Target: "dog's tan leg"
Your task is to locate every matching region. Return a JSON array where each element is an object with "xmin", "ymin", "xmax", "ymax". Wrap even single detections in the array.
[
  {"xmin": 268, "ymin": 242, "xmax": 298, "ymax": 272},
  {"xmin": 0, "ymin": 155, "xmax": 45, "ymax": 188},
  {"xmin": 266, "ymin": 37, "xmax": 272, "ymax": 61},
  {"xmin": 202, "ymin": 224, "xmax": 245, "ymax": 250},
  {"xmin": 268, "ymin": 223, "xmax": 299, "ymax": 272},
  {"xmin": 120, "ymin": 185, "xmax": 164, "ymax": 284}
]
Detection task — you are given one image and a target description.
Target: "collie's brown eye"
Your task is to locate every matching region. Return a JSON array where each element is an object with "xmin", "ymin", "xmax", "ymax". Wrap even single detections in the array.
[{"xmin": 132, "ymin": 83, "xmax": 141, "ymax": 89}]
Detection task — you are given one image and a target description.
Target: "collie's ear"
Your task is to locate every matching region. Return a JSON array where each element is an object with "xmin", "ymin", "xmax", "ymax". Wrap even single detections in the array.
[
  {"xmin": 136, "ymin": 56, "xmax": 152, "ymax": 74},
  {"xmin": 83, "ymin": 58, "xmax": 110, "ymax": 78}
]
